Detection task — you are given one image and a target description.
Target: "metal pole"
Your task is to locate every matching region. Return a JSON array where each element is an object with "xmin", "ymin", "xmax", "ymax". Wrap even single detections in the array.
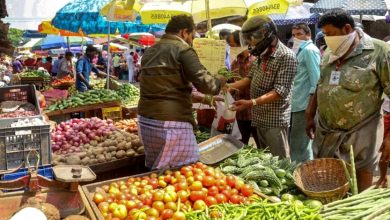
[
  {"xmin": 107, "ymin": 22, "xmax": 111, "ymax": 89},
  {"xmin": 205, "ymin": 0, "xmax": 211, "ymax": 31},
  {"xmin": 67, "ymin": 36, "xmax": 70, "ymax": 51}
]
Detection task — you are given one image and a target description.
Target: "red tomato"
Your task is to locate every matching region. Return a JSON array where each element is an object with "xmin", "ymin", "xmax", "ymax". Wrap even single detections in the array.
[
  {"xmin": 165, "ymin": 201, "xmax": 177, "ymax": 211},
  {"xmin": 180, "ymin": 166, "xmax": 192, "ymax": 175},
  {"xmin": 193, "ymin": 200, "xmax": 207, "ymax": 211},
  {"xmin": 226, "ymin": 175, "xmax": 236, "ymax": 188},
  {"xmin": 240, "ymin": 184, "xmax": 254, "ymax": 197},
  {"xmin": 208, "ymin": 186, "xmax": 219, "ymax": 196},
  {"xmin": 190, "ymin": 190, "xmax": 206, "ymax": 201},
  {"xmin": 215, "ymin": 193, "xmax": 228, "ymax": 203},
  {"xmin": 152, "ymin": 190, "xmax": 164, "ymax": 201},
  {"xmin": 146, "ymin": 208, "xmax": 160, "ymax": 217},
  {"xmin": 205, "ymin": 196, "xmax": 218, "ymax": 206},
  {"xmin": 160, "ymin": 209, "xmax": 174, "ymax": 220},
  {"xmin": 152, "ymin": 201, "xmax": 165, "ymax": 213},
  {"xmin": 230, "ymin": 188, "xmax": 239, "ymax": 195},
  {"xmin": 93, "ymin": 192, "xmax": 105, "ymax": 204},
  {"xmin": 176, "ymin": 181, "xmax": 188, "ymax": 191},
  {"xmin": 164, "ymin": 175, "xmax": 172, "ymax": 184},
  {"xmin": 190, "ymin": 181, "xmax": 203, "ymax": 191},
  {"xmin": 235, "ymin": 179, "xmax": 245, "ymax": 191},
  {"xmin": 215, "ymin": 179, "xmax": 227, "ymax": 191},
  {"xmin": 148, "ymin": 178, "xmax": 159, "ymax": 189},
  {"xmin": 229, "ymin": 194, "xmax": 241, "ymax": 204},
  {"xmin": 202, "ymin": 176, "xmax": 216, "ymax": 187},
  {"xmin": 194, "ymin": 174, "xmax": 204, "ymax": 182},
  {"xmin": 204, "ymin": 167, "xmax": 216, "ymax": 177},
  {"xmin": 177, "ymin": 190, "xmax": 189, "ymax": 203},
  {"xmin": 221, "ymin": 189, "xmax": 231, "ymax": 199}
]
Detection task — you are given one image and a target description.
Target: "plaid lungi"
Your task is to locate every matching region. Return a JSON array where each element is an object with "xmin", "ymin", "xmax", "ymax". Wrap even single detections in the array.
[{"xmin": 138, "ymin": 115, "xmax": 199, "ymax": 170}]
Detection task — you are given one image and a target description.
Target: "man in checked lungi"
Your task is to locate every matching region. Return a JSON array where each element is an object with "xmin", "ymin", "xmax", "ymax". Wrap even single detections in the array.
[{"xmin": 137, "ymin": 15, "xmax": 227, "ymax": 170}]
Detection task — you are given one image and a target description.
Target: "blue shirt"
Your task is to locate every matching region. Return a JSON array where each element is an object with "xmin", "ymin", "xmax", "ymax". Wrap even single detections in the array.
[
  {"xmin": 76, "ymin": 56, "xmax": 99, "ymax": 92},
  {"xmin": 225, "ymin": 45, "xmax": 231, "ymax": 71},
  {"xmin": 291, "ymin": 40, "xmax": 321, "ymax": 112}
]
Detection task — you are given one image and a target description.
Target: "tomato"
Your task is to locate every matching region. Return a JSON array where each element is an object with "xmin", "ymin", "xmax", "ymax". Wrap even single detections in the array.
[
  {"xmin": 93, "ymin": 192, "xmax": 105, "ymax": 204},
  {"xmin": 127, "ymin": 177, "xmax": 135, "ymax": 183},
  {"xmin": 184, "ymin": 170, "xmax": 194, "ymax": 178},
  {"xmin": 116, "ymin": 193, "xmax": 127, "ymax": 201},
  {"xmin": 164, "ymin": 175, "xmax": 172, "ymax": 184},
  {"xmin": 195, "ymin": 162, "xmax": 206, "ymax": 169},
  {"xmin": 109, "ymin": 187, "xmax": 120, "ymax": 195},
  {"xmin": 145, "ymin": 217, "xmax": 158, "ymax": 220},
  {"xmin": 171, "ymin": 177, "xmax": 178, "ymax": 185},
  {"xmin": 165, "ymin": 191, "xmax": 177, "ymax": 203},
  {"xmin": 204, "ymin": 167, "xmax": 216, "ymax": 177},
  {"xmin": 202, "ymin": 176, "xmax": 216, "ymax": 187},
  {"xmin": 146, "ymin": 208, "xmax": 160, "ymax": 217},
  {"xmin": 165, "ymin": 201, "xmax": 177, "ymax": 211},
  {"xmin": 194, "ymin": 174, "xmax": 204, "ymax": 182},
  {"xmin": 205, "ymin": 196, "xmax": 218, "ymax": 206},
  {"xmin": 158, "ymin": 180, "xmax": 167, "ymax": 188},
  {"xmin": 172, "ymin": 211, "xmax": 186, "ymax": 220},
  {"xmin": 190, "ymin": 181, "xmax": 203, "ymax": 191},
  {"xmin": 193, "ymin": 200, "xmax": 207, "ymax": 211},
  {"xmin": 118, "ymin": 180, "xmax": 126, "ymax": 186},
  {"xmin": 201, "ymin": 187, "xmax": 208, "ymax": 196},
  {"xmin": 193, "ymin": 168, "xmax": 203, "ymax": 175},
  {"xmin": 190, "ymin": 190, "xmax": 206, "ymax": 201},
  {"xmin": 215, "ymin": 193, "xmax": 228, "ymax": 203},
  {"xmin": 240, "ymin": 196, "xmax": 250, "ymax": 205},
  {"xmin": 110, "ymin": 182, "xmax": 119, "ymax": 188},
  {"xmin": 176, "ymin": 181, "xmax": 188, "ymax": 191},
  {"xmin": 102, "ymin": 185, "xmax": 110, "ymax": 193},
  {"xmin": 208, "ymin": 186, "xmax": 219, "ymax": 196},
  {"xmin": 235, "ymin": 179, "xmax": 245, "ymax": 191},
  {"xmin": 186, "ymin": 176, "xmax": 195, "ymax": 185},
  {"xmin": 153, "ymin": 190, "xmax": 164, "ymax": 201},
  {"xmin": 225, "ymin": 175, "xmax": 236, "ymax": 188},
  {"xmin": 150, "ymin": 173, "xmax": 158, "ymax": 178},
  {"xmin": 160, "ymin": 209, "xmax": 174, "ymax": 220},
  {"xmin": 241, "ymin": 184, "xmax": 254, "ymax": 197},
  {"xmin": 108, "ymin": 202, "xmax": 118, "ymax": 212},
  {"xmin": 221, "ymin": 189, "xmax": 231, "ymax": 198},
  {"xmin": 229, "ymin": 194, "xmax": 241, "ymax": 204},
  {"xmin": 230, "ymin": 188, "xmax": 239, "ymax": 195},
  {"xmin": 174, "ymin": 171, "xmax": 182, "ymax": 179},
  {"xmin": 148, "ymin": 179, "xmax": 159, "ymax": 189},
  {"xmin": 177, "ymin": 190, "xmax": 189, "ymax": 202},
  {"xmin": 98, "ymin": 202, "xmax": 109, "ymax": 213},
  {"xmin": 125, "ymin": 200, "xmax": 137, "ymax": 211},
  {"xmin": 180, "ymin": 166, "xmax": 192, "ymax": 175},
  {"xmin": 112, "ymin": 204, "xmax": 127, "ymax": 219},
  {"xmin": 152, "ymin": 201, "xmax": 165, "ymax": 213},
  {"xmin": 215, "ymin": 179, "xmax": 227, "ymax": 191}
]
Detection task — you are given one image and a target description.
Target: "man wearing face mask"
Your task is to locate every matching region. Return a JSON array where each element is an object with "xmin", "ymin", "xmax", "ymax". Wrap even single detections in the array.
[
  {"xmin": 305, "ymin": 8, "xmax": 390, "ymax": 191},
  {"xmin": 228, "ymin": 15, "xmax": 297, "ymax": 158},
  {"xmin": 289, "ymin": 23, "xmax": 320, "ymax": 163},
  {"xmin": 138, "ymin": 15, "xmax": 226, "ymax": 170}
]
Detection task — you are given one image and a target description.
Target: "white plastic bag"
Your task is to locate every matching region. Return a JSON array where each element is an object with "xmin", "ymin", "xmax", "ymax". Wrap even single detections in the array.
[{"xmin": 211, "ymin": 93, "xmax": 242, "ymax": 139}]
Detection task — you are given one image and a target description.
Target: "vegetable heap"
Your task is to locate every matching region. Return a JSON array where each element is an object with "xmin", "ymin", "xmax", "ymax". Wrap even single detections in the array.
[
  {"xmin": 220, "ymin": 147, "xmax": 298, "ymax": 196},
  {"xmin": 90, "ymin": 78, "xmax": 106, "ymax": 90},
  {"xmin": 20, "ymin": 70, "xmax": 50, "ymax": 81},
  {"xmin": 116, "ymin": 84, "xmax": 140, "ymax": 108},
  {"xmin": 115, "ymin": 119, "xmax": 138, "ymax": 133},
  {"xmin": 51, "ymin": 75, "xmax": 74, "ymax": 87},
  {"xmin": 321, "ymin": 187, "xmax": 390, "ymax": 220},
  {"xmin": 195, "ymin": 130, "xmax": 210, "ymax": 143},
  {"xmin": 46, "ymin": 89, "xmax": 121, "ymax": 111},
  {"xmin": 186, "ymin": 198, "xmax": 322, "ymax": 220},
  {"xmin": 51, "ymin": 117, "xmax": 116, "ymax": 154},
  {"xmin": 92, "ymin": 163, "xmax": 257, "ymax": 220}
]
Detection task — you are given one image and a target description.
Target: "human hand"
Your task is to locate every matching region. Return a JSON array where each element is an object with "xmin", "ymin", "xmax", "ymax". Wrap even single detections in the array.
[
  {"xmin": 305, "ymin": 117, "xmax": 316, "ymax": 139},
  {"xmin": 230, "ymin": 99, "xmax": 252, "ymax": 112}
]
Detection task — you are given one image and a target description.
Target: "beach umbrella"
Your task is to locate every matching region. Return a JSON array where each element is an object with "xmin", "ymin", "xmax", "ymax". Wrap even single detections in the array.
[
  {"xmin": 38, "ymin": 21, "xmax": 84, "ymax": 37},
  {"xmin": 122, "ymin": 32, "xmax": 156, "ymax": 46},
  {"xmin": 32, "ymin": 35, "xmax": 93, "ymax": 50},
  {"xmin": 310, "ymin": 0, "xmax": 389, "ymax": 22}
]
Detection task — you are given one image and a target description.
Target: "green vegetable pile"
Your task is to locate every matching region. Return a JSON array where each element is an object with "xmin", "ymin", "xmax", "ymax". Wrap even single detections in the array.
[
  {"xmin": 321, "ymin": 187, "xmax": 390, "ymax": 220},
  {"xmin": 47, "ymin": 89, "xmax": 121, "ymax": 111},
  {"xmin": 116, "ymin": 84, "xmax": 140, "ymax": 108},
  {"xmin": 21, "ymin": 70, "xmax": 51, "ymax": 81},
  {"xmin": 89, "ymin": 78, "xmax": 106, "ymax": 90},
  {"xmin": 186, "ymin": 198, "xmax": 322, "ymax": 220},
  {"xmin": 195, "ymin": 130, "xmax": 210, "ymax": 143},
  {"xmin": 220, "ymin": 147, "xmax": 299, "ymax": 196}
]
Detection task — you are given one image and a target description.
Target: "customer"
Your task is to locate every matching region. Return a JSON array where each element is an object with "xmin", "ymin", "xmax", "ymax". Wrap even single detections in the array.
[
  {"xmin": 12, "ymin": 57, "xmax": 23, "ymax": 73},
  {"xmin": 289, "ymin": 23, "xmax": 320, "ymax": 163},
  {"xmin": 305, "ymin": 8, "xmax": 390, "ymax": 191},
  {"xmin": 112, "ymin": 54, "xmax": 121, "ymax": 77},
  {"xmin": 41, "ymin": 56, "xmax": 53, "ymax": 73},
  {"xmin": 126, "ymin": 51, "xmax": 135, "ymax": 83},
  {"xmin": 229, "ymin": 15, "xmax": 297, "ymax": 158},
  {"xmin": 220, "ymin": 29, "xmax": 232, "ymax": 71},
  {"xmin": 138, "ymin": 15, "xmax": 226, "ymax": 170},
  {"xmin": 51, "ymin": 55, "xmax": 63, "ymax": 77},
  {"xmin": 57, "ymin": 52, "xmax": 74, "ymax": 79},
  {"xmin": 76, "ymin": 45, "xmax": 108, "ymax": 92},
  {"xmin": 227, "ymin": 30, "xmax": 259, "ymax": 146}
]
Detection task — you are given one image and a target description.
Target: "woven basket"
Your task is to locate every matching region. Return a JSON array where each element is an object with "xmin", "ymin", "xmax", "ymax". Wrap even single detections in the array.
[{"xmin": 293, "ymin": 158, "xmax": 350, "ymax": 204}]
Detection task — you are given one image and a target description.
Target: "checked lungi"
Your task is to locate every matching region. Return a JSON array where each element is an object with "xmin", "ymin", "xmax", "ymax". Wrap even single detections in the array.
[{"xmin": 138, "ymin": 115, "xmax": 199, "ymax": 170}]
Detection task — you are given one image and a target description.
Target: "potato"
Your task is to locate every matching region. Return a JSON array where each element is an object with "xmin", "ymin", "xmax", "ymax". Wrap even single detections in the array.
[
  {"xmin": 92, "ymin": 147, "xmax": 104, "ymax": 155},
  {"xmin": 108, "ymin": 146, "xmax": 117, "ymax": 152},
  {"xmin": 126, "ymin": 137, "xmax": 133, "ymax": 142},
  {"xmin": 103, "ymin": 147, "xmax": 109, "ymax": 152},
  {"xmin": 89, "ymin": 154, "xmax": 96, "ymax": 159},
  {"xmin": 97, "ymin": 143, "xmax": 104, "ymax": 149},
  {"xmin": 97, "ymin": 155, "xmax": 106, "ymax": 163},
  {"xmin": 111, "ymin": 151, "xmax": 117, "ymax": 157},
  {"xmin": 136, "ymin": 146, "xmax": 145, "ymax": 154},
  {"xmin": 90, "ymin": 140, "xmax": 98, "ymax": 146},
  {"xmin": 117, "ymin": 142, "xmax": 126, "ymax": 150},
  {"xmin": 66, "ymin": 155, "xmax": 81, "ymax": 165},
  {"xmin": 105, "ymin": 153, "xmax": 112, "ymax": 161},
  {"xmin": 75, "ymin": 152, "xmax": 87, "ymax": 159},
  {"xmin": 116, "ymin": 150, "xmax": 126, "ymax": 159},
  {"xmin": 124, "ymin": 142, "xmax": 132, "ymax": 150},
  {"xmin": 81, "ymin": 157, "xmax": 90, "ymax": 165},
  {"xmin": 132, "ymin": 139, "xmax": 142, "ymax": 148},
  {"xmin": 126, "ymin": 149, "xmax": 136, "ymax": 157},
  {"xmin": 90, "ymin": 159, "xmax": 98, "ymax": 165}
]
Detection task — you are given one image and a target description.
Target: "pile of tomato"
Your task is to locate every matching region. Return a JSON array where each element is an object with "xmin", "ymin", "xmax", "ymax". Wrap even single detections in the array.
[{"xmin": 92, "ymin": 162, "xmax": 256, "ymax": 220}]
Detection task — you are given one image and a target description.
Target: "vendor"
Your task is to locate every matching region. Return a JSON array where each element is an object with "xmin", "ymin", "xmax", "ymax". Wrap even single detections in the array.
[
  {"xmin": 138, "ymin": 15, "xmax": 226, "ymax": 170},
  {"xmin": 57, "ymin": 52, "xmax": 73, "ymax": 79},
  {"xmin": 76, "ymin": 46, "xmax": 108, "ymax": 92}
]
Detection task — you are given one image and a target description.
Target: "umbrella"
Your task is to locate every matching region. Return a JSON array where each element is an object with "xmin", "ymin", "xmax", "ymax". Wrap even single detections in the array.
[
  {"xmin": 270, "ymin": 3, "xmax": 319, "ymax": 25},
  {"xmin": 122, "ymin": 32, "xmax": 156, "ymax": 46},
  {"xmin": 38, "ymin": 21, "xmax": 84, "ymax": 37},
  {"xmin": 124, "ymin": 0, "xmax": 289, "ymax": 25},
  {"xmin": 310, "ymin": 0, "xmax": 389, "ymax": 22},
  {"xmin": 100, "ymin": 0, "xmax": 141, "ymax": 21},
  {"xmin": 211, "ymin": 24, "xmax": 242, "ymax": 32},
  {"xmin": 32, "ymin": 35, "xmax": 93, "ymax": 50}
]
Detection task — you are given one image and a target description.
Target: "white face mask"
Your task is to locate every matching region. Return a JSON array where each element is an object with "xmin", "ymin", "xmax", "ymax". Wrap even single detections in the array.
[
  {"xmin": 292, "ymin": 38, "xmax": 305, "ymax": 54},
  {"xmin": 324, "ymin": 31, "xmax": 357, "ymax": 63}
]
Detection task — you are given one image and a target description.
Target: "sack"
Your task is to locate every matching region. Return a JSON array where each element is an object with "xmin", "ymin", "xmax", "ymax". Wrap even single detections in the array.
[{"xmin": 211, "ymin": 93, "xmax": 241, "ymax": 139}]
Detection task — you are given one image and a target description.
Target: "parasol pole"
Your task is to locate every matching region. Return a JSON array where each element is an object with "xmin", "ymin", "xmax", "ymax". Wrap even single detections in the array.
[
  {"xmin": 205, "ymin": 0, "xmax": 211, "ymax": 31},
  {"xmin": 67, "ymin": 36, "xmax": 70, "ymax": 51},
  {"xmin": 107, "ymin": 22, "xmax": 111, "ymax": 89}
]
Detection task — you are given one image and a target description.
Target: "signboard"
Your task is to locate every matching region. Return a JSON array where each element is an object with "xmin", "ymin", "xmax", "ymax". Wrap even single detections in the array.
[
  {"xmin": 248, "ymin": 0, "xmax": 289, "ymax": 18},
  {"xmin": 193, "ymin": 38, "xmax": 226, "ymax": 76}
]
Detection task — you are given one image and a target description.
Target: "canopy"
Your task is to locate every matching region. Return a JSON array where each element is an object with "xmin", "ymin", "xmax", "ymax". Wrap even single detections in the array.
[
  {"xmin": 270, "ymin": 3, "xmax": 319, "ymax": 25},
  {"xmin": 32, "ymin": 35, "xmax": 93, "ymax": 50},
  {"xmin": 19, "ymin": 38, "xmax": 43, "ymax": 49},
  {"xmin": 311, "ymin": 0, "xmax": 389, "ymax": 15}
]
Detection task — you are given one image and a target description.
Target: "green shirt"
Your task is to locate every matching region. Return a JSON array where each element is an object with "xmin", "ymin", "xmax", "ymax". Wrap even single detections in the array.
[{"xmin": 317, "ymin": 30, "xmax": 390, "ymax": 130}]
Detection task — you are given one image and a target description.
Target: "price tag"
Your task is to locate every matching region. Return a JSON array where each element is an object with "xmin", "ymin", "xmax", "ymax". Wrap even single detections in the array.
[{"xmin": 329, "ymin": 71, "xmax": 341, "ymax": 85}]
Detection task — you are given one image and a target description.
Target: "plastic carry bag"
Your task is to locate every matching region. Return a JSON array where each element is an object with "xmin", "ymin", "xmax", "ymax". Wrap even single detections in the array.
[{"xmin": 211, "ymin": 93, "xmax": 242, "ymax": 139}]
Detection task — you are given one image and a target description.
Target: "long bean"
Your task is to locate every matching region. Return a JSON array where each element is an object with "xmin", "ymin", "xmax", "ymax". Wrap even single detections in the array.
[{"xmin": 349, "ymin": 145, "xmax": 358, "ymax": 195}]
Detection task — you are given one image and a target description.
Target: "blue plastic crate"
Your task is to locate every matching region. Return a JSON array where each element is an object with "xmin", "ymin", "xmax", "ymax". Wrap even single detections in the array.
[{"xmin": 2, "ymin": 165, "xmax": 53, "ymax": 181}]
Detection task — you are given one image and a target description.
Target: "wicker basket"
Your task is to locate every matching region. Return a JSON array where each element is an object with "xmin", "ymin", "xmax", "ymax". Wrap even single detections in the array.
[{"xmin": 293, "ymin": 158, "xmax": 350, "ymax": 204}]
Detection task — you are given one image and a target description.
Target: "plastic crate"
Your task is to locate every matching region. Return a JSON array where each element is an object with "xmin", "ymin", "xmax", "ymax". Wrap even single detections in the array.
[
  {"xmin": 0, "ymin": 85, "xmax": 41, "ymax": 115},
  {"xmin": 1, "ymin": 165, "xmax": 53, "ymax": 180},
  {"xmin": 0, "ymin": 122, "xmax": 51, "ymax": 170},
  {"xmin": 102, "ymin": 106, "xmax": 122, "ymax": 122}
]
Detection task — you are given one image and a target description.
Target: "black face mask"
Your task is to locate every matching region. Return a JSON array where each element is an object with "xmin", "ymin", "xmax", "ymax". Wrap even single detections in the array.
[{"xmin": 249, "ymin": 33, "xmax": 274, "ymax": 57}]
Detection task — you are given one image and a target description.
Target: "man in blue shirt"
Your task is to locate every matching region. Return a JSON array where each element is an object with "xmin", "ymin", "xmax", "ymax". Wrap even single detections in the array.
[
  {"xmin": 76, "ymin": 46, "xmax": 107, "ymax": 92},
  {"xmin": 289, "ymin": 23, "xmax": 320, "ymax": 162}
]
